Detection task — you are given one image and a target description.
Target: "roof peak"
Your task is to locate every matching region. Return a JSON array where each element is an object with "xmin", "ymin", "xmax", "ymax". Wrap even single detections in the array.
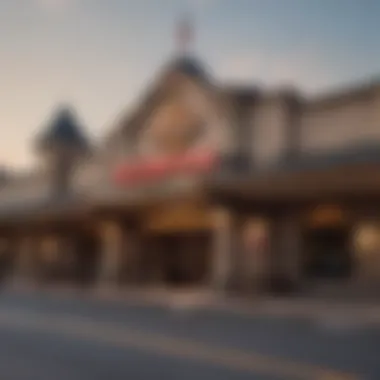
[{"xmin": 165, "ymin": 55, "xmax": 209, "ymax": 81}]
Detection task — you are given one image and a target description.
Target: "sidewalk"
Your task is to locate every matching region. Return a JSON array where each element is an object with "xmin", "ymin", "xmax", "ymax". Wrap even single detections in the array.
[{"xmin": 7, "ymin": 281, "xmax": 380, "ymax": 327}]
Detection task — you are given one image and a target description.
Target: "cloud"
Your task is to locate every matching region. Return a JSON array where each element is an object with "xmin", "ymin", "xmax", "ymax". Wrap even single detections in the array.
[{"xmin": 216, "ymin": 49, "xmax": 342, "ymax": 95}]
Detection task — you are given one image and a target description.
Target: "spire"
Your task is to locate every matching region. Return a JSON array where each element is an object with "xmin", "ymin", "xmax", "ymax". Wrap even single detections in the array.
[
  {"xmin": 175, "ymin": 13, "xmax": 194, "ymax": 56},
  {"xmin": 165, "ymin": 14, "xmax": 209, "ymax": 82},
  {"xmin": 35, "ymin": 105, "xmax": 91, "ymax": 198}
]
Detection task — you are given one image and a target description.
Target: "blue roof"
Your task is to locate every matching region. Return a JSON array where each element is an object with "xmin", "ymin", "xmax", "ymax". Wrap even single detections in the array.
[
  {"xmin": 36, "ymin": 106, "xmax": 89, "ymax": 151},
  {"xmin": 166, "ymin": 56, "xmax": 208, "ymax": 80}
]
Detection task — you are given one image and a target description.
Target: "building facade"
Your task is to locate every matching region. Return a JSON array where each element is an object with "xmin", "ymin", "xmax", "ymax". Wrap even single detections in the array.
[{"xmin": 2, "ymin": 55, "xmax": 380, "ymax": 299}]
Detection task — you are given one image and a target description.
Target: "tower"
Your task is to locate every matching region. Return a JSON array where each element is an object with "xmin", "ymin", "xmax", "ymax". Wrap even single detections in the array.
[{"xmin": 35, "ymin": 105, "xmax": 90, "ymax": 197}]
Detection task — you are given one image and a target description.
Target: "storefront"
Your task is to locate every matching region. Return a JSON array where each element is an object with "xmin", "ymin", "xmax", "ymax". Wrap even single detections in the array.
[
  {"xmin": 207, "ymin": 157, "xmax": 380, "ymax": 298},
  {"xmin": 109, "ymin": 150, "xmax": 219, "ymax": 287}
]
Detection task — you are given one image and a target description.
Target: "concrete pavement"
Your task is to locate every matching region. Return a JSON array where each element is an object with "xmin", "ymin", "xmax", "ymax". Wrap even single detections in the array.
[
  {"xmin": 9, "ymin": 282, "xmax": 380, "ymax": 327},
  {"xmin": 0, "ymin": 290, "xmax": 378, "ymax": 379}
]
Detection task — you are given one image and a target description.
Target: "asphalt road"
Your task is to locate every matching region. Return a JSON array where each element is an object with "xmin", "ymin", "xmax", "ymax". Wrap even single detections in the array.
[{"xmin": 0, "ymin": 290, "xmax": 378, "ymax": 380}]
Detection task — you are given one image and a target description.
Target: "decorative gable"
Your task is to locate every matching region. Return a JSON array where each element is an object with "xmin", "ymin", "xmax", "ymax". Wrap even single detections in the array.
[{"xmin": 136, "ymin": 75, "xmax": 233, "ymax": 159}]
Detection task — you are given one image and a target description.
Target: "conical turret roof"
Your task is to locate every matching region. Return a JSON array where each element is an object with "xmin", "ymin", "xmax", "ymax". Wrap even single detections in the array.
[{"xmin": 36, "ymin": 105, "xmax": 89, "ymax": 152}]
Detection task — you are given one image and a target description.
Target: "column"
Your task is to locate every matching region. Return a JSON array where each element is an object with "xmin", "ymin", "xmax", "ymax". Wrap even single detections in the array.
[
  {"xmin": 210, "ymin": 208, "xmax": 244, "ymax": 293},
  {"xmin": 241, "ymin": 218, "xmax": 269, "ymax": 293},
  {"xmin": 268, "ymin": 212, "xmax": 302, "ymax": 293},
  {"xmin": 97, "ymin": 220, "xmax": 124, "ymax": 287},
  {"xmin": 352, "ymin": 221, "xmax": 380, "ymax": 284}
]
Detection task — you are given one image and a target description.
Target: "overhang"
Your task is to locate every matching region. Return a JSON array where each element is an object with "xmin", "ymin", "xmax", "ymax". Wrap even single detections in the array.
[{"xmin": 208, "ymin": 143, "xmax": 380, "ymax": 204}]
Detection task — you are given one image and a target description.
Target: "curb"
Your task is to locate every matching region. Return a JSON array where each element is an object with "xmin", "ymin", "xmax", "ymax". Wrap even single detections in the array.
[{"xmin": 5, "ymin": 284, "xmax": 380, "ymax": 327}]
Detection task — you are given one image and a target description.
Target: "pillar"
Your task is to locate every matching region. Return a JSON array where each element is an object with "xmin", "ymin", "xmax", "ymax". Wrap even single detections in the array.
[
  {"xmin": 241, "ymin": 217, "xmax": 270, "ymax": 293},
  {"xmin": 352, "ymin": 221, "xmax": 380, "ymax": 284},
  {"xmin": 97, "ymin": 220, "xmax": 124, "ymax": 287},
  {"xmin": 210, "ymin": 208, "xmax": 244, "ymax": 293}
]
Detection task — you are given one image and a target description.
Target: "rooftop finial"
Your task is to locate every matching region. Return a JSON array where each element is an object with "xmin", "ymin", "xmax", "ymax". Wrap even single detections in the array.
[{"xmin": 175, "ymin": 13, "xmax": 194, "ymax": 56}]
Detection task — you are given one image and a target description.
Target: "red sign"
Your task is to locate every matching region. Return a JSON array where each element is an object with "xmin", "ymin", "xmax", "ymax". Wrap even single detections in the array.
[{"xmin": 113, "ymin": 151, "xmax": 218, "ymax": 186}]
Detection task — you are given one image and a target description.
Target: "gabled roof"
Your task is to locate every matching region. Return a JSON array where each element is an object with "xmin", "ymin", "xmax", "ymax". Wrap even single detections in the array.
[{"xmin": 104, "ymin": 55, "xmax": 214, "ymax": 146}]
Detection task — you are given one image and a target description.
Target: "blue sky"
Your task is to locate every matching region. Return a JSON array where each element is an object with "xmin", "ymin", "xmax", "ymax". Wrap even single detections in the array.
[{"xmin": 1, "ymin": 0, "xmax": 379, "ymax": 168}]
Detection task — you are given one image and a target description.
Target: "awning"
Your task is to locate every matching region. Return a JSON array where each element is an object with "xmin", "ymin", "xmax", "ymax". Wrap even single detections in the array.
[
  {"xmin": 0, "ymin": 195, "xmax": 90, "ymax": 225},
  {"xmin": 209, "ymin": 162, "xmax": 380, "ymax": 203},
  {"xmin": 206, "ymin": 142, "xmax": 380, "ymax": 203}
]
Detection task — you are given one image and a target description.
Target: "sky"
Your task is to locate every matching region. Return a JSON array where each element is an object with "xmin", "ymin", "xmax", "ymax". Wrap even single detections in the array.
[{"xmin": 1, "ymin": 0, "xmax": 380, "ymax": 169}]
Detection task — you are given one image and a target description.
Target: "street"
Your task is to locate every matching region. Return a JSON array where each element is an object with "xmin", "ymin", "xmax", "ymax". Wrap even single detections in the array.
[{"xmin": 0, "ymin": 290, "xmax": 378, "ymax": 380}]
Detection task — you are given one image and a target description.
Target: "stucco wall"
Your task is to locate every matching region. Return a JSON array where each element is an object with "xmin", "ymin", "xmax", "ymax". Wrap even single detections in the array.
[
  {"xmin": 72, "ymin": 150, "xmax": 116, "ymax": 196},
  {"xmin": 300, "ymin": 90, "xmax": 379, "ymax": 154},
  {"xmin": 250, "ymin": 97, "xmax": 289, "ymax": 166}
]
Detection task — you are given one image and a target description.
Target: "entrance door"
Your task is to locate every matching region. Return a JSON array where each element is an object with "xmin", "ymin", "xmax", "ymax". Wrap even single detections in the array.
[
  {"xmin": 154, "ymin": 232, "xmax": 211, "ymax": 287},
  {"xmin": 304, "ymin": 227, "xmax": 353, "ymax": 280},
  {"xmin": 73, "ymin": 234, "xmax": 100, "ymax": 287},
  {"xmin": 163, "ymin": 235, "xmax": 183, "ymax": 285}
]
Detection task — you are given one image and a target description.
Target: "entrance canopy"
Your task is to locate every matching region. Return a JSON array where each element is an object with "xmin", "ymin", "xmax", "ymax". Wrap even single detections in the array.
[
  {"xmin": 209, "ymin": 144, "xmax": 380, "ymax": 204},
  {"xmin": 218, "ymin": 163, "xmax": 380, "ymax": 199}
]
